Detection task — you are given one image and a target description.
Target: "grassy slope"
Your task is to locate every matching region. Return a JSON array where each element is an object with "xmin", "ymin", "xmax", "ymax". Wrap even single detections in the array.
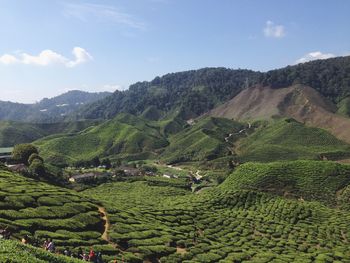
[
  {"xmin": 35, "ymin": 113, "xmax": 169, "ymax": 165},
  {"xmin": 161, "ymin": 117, "xmax": 245, "ymax": 164},
  {"xmin": 0, "ymin": 120, "xmax": 99, "ymax": 147},
  {"xmin": 236, "ymin": 118, "xmax": 350, "ymax": 162},
  {"xmin": 221, "ymin": 160, "xmax": 350, "ymax": 207},
  {"xmin": 0, "ymin": 167, "xmax": 119, "ymax": 258},
  {"xmin": 85, "ymin": 174, "xmax": 350, "ymax": 262}
]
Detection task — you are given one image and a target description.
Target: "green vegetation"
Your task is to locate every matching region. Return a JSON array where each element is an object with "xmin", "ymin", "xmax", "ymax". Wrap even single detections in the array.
[
  {"xmin": 0, "ymin": 167, "xmax": 119, "ymax": 259},
  {"xmin": 85, "ymin": 166, "xmax": 350, "ymax": 262},
  {"xmin": 12, "ymin": 144, "xmax": 39, "ymax": 165},
  {"xmin": 337, "ymin": 96, "xmax": 350, "ymax": 117},
  {"xmin": 35, "ymin": 113, "xmax": 169, "ymax": 166},
  {"xmin": 221, "ymin": 160, "xmax": 350, "ymax": 207},
  {"xmin": 0, "ymin": 120, "xmax": 101, "ymax": 147},
  {"xmin": 0, "ymin": 90, "xmax": 111, "ymax": 122},
  {"xmin": 236, "ymin": 118, "xmax": 350, "ymax": 162},
  {"xmin": 73, "ymin": 56, "xmax": 350, "ymax": 121},
  {"xmin": 161, "ymin": 117, "xmax": 244, "ymax": 164},
  {"xmin": 0, "ymin": 239, "xmax": 81, "ymax": 263}
]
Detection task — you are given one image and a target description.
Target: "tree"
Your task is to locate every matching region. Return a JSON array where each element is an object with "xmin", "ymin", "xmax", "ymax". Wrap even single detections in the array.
[
  {"xmin": 28, "ymin": 153, "xmax": 44, "ymax": 165},
  {"xmin": 29, "ymin": 159, "xmax": 45, "ymax": 177},
  {"xmin": 12, "ymin": 144, "xmax": 38, "ymax": 165},
  {"xmin": 90, "ymin": 156, "xmax": 100, "ymax": 167}
]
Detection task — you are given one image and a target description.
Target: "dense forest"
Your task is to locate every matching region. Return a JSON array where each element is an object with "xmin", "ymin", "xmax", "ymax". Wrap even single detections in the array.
[{"xmin": 72, "ymin": 56, "xmax": 350, "ymax": 121}]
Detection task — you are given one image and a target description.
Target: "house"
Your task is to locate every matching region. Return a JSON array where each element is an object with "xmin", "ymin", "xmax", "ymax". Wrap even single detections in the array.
[
  {"xmin": 7, "ymin": 164, "xmax": 27, "ymax": 173},
  {"xmin": 69, "ymin": 172, "xmax": 108, "ymax": 183},
  {"xmin": 0, "ymin": 147, "xmax": 13, "ymax": 163}
]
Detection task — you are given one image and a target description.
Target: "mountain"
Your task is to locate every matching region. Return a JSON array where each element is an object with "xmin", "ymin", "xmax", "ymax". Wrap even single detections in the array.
[
  {"xmin": 0, "ymin": 90, "xmax": 111, "ymax": 122},
  {"xmin": 207, "ymin": 84, "xmax": 350, "ymax": 144},
  {"xmin": 71, "ymin": 68, "xmax": 262, "ymax": 120},
  {"xmin": 70, "ymin": 56, "xmax": 350, "ymax": 121},
  {"xmin": 0, "ymin": 120, "xmax": 100, "ymax": 147}
]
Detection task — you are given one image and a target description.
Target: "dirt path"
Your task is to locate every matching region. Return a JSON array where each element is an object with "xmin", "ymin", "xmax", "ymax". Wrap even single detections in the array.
[{"xmin": 98, "ymin": 206, "xmax": 110, "ymax": 242}]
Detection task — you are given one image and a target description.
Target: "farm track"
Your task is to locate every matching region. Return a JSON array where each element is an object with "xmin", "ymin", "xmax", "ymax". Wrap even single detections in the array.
[{"xmin": 98, "ymin": 206, "xmax": 124, "ymax": 254}]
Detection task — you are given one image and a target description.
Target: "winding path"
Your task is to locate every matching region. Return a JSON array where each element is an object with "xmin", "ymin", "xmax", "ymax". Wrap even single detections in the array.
[{"xmin": 98, "ymin": 206, "xmax": 110, "ymax": 242}]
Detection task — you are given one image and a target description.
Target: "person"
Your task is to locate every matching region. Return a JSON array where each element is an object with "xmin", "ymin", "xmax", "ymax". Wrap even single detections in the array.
[
  {"xmin": 47, "ymin": 239, "xmax": 55, "ymax": 253},
  {"xmin": 82, "ymin": 253, "xmax": 89, "ymax": 261},
  {"xmin": 77, "ymin": 247, "xmax": 84, "ymax": 259},
  {"xmin": 43, "ymin": 238, "xmax": 49, "ymax": 250},
  {"xmin": 63, "ymin": 247, "xmax": 72, "ymax": 257},
  {"xmin": 88, "ymin": 247, "xmax": 96, "ymax": 262},
  {"xmin": 21, "ymin": 235, "xmax": 30, "ymax": 245},
  {"xmin": 96, "ymin": 252, "xmax": 103, "ymax": 263}
]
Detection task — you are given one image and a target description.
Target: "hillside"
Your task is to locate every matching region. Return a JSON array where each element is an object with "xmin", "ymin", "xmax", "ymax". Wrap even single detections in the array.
[
  {"xmin": 70, "ymin": 56, "xmax": 350, "ymax": 121},
  {"xmin": 0, "ymin": 90, "xmax": 111, "ymax": 122},
  {"xmin": 84, "ymin": 171, "xmax": 350, "ymax": 262},
  {"xmin": 35, "ymin": 113, "xmax": 169, "ymax": 166},
  {"xmin": 208, "ymin": 84, "xmax": 350, "ymax": 144},
  {"xmin": 0, "ymin": 239, "xmax": 81, "ymax": 263},
  {"xmin": 0, "ymin": 166, "xmax": 120, "ymax": 259},
  {"xmin": 235, "ymin": 118, "xmax": 350, "ymax": 162},
  {"xmin": 71, "ymin": 68, "xmax": 262, "ymax": 120},
  {"xmin": 221, "ymin": 160, "xmax": 350, "ymax": 207},
  {"xmin": 0, "ymin": 120, "xmax": 100, "ymax": 147},
  {"xmin": 161, "ymin": 117, "xmax": 245, "ymax": 164}
]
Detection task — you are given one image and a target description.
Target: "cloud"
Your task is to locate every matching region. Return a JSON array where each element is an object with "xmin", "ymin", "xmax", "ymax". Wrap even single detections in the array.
[
  {"xmin": 0, "ymin": 54, "xmax": 19, "ymax": 64},
  {"xmin": 295, "ymin": 51, "xmax": 335, "ymax": 64},
  {"xmin": 0, "ymin": 47, "xmax": 92, "ymax": 67},
  {"xmin": 63, "ymin": 3, "xmax": 146, "ymax": 30},
  {"xmin": 263, "ymin": 20, "xmax": 285, "ymax": 38},
  {"xmin": 66, "ymin": 47, "xmax": 93, "ymax": 67}
]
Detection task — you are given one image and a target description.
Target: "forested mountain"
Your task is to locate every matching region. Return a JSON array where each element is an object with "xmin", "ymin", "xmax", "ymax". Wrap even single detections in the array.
[
  {"xmin": 71, "ymin": 56, "xmax": 350, "ymax": 121},
  {"xmin": 72, "ymin": 68, "xmax": 262, "ymax": 120},
  {"xmin": 0, "ymin": 90, "xmax": 111, "ymax": 122}
]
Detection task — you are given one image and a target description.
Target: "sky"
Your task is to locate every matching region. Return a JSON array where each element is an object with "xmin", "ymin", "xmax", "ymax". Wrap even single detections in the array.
[{"xmin": 0, "ymin": 0, "xmax": 349, "ymax": 103}]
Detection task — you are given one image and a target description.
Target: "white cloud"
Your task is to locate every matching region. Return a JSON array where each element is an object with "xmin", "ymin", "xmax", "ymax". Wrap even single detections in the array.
[
  {"xmin": 66, "ymin": 47, "xmax": 93, "ymax": 67},
  {"xmin": 263, "ymin": 20, "xmax": 285, "ymax": 38},
  {"xmin": 0, "ymin": 47, "xmax": 92, "ymax": 67},
  {"xmin": 295, "ymin": 51, "xmax": 336, "ymax": 64},
  {"xmin": 63, "ymin": 3, "xmax": 146, "ymax": 30}
]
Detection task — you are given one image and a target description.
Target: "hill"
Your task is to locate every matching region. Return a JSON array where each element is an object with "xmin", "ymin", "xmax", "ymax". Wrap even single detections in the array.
[
  {"xmin": 84, "ymin": 172, "xmax": 350, "ymax": 262},
  {"xmin": 234, "ymin": 118, "xmax": 350, "ymax": 162},
  {"xmin": 0, "ymin": 166, "xmax": 120, "ymax": 259},
  {"xmin": 35, "ymin": 113, "xmax": 169, "ymax": 166},
  {"xmin": 208, "ymin": 84, "xmax": 350, "ymax": 144},
  {"xmin": 0, "ymin": 90, "xmax": 111, "ymax": 122},
  {"xmin": 221, "ymin": 160, "xmax": 350, "ymax": 207},
  {"xmin": 70, "ymin": 56, "xmax": 350, "ymax": 121},
  {"xmin": 0, "ymin": 120, "xmax": 100, "ymax": 147},
  {"xmin": 161, "ymin": 117, "xmax": 245, "ymax": 164}
]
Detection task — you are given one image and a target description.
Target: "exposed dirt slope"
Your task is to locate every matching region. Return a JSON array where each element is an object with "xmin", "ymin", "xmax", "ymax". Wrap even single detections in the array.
[{"xmin": 208, "ymin": 84, "xmax": 350, "ymax": 143}]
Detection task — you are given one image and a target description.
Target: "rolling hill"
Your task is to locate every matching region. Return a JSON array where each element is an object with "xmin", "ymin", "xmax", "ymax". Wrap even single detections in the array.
[
  {"xmin": 35, "ymin": 113, "xmax": 169, "ymax": 166},
  {"xmin": 0, "ymin": 120, "xmax": 100, "ymax": 147},
  {"xmin": 234, "ymin": 118, "xmax": 350, "ymax": 163}
]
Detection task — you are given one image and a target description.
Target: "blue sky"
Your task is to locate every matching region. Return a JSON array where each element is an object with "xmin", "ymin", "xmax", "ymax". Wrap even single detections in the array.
[{"xmin": 0, "ymin": 0, "xmax": 349, "ymax": 103}]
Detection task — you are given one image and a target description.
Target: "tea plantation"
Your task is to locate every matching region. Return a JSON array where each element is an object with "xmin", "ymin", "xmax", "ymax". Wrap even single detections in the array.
[
  {"xmin": 85, "ymin": 162, "xmax": 350, "ymax": 263},
  {"xmin": 0, "ymin": 167, "xmax": 120, "ymax": 260},
  {"xmin": 0, "ymin": 239, "xmax": 82, "ymax": 263}
]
